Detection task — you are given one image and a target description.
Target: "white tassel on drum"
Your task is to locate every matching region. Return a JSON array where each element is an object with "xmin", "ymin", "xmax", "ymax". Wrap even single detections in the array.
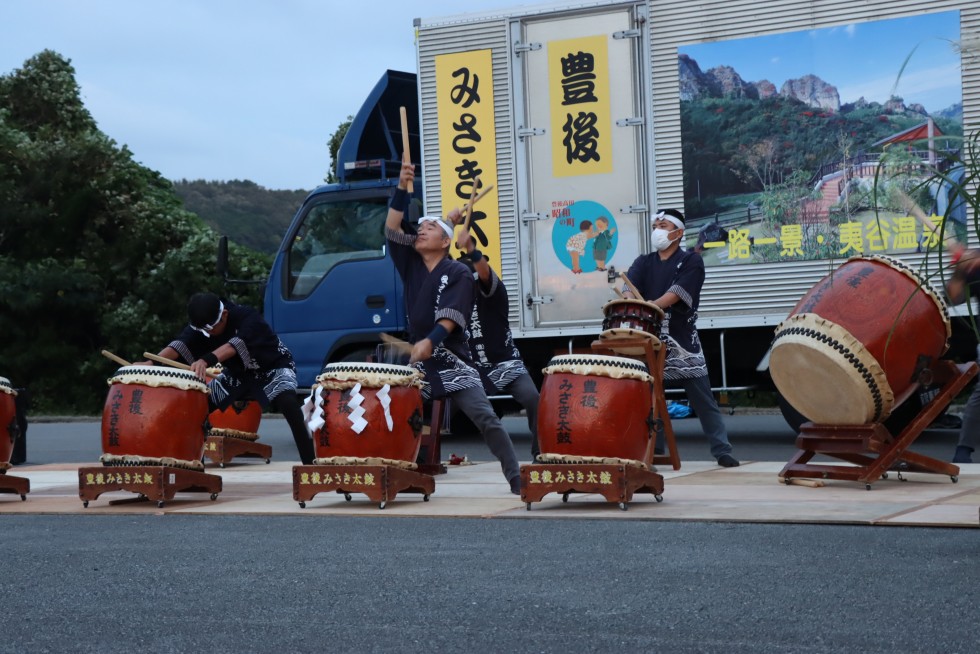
[
  {"xmin": 346, "ymin": 383, "xmax": 368, "ymax": 434},
  {"xmin": 302, "ymin": 386, "xmax": 326, "ymax": 432},
  {"xmin": 378, "ymin": 383, "xmax": 394, "ymax": 431}
]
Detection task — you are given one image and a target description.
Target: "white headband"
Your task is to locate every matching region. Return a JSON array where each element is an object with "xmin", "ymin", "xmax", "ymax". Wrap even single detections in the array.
[
  {"xmin": 654, "ymin": 211, "xmax": 685, "ymax": 231},
  {"xmin": 418, "ymin": 216, "xmax": 454, "ymax": 238},
  {"xmin": 191, "ymin": 300, "xmax": 224, "ymax": 337}
]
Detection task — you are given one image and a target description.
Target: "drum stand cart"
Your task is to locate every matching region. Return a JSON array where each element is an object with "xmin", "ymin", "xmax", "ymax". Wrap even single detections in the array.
[
  {"xmin": 78, "ymin": 464, "xmax": 222, "ymax": 508},
  {"xmin": 780, "ymin": 360, "xmax": 977, "ymax": 489},
  {"xmin": 203, "ymin": 431, "xmax": 272, "ymax": 468},
  {"xmin": 0, "ymin": 463, "xmax": 29, "ymax": 501},
  {"xmin": 293, "ymin": 461, "xmax": 435, "ymax": 510},
  {"xmin": 520, "ymin": 334, "xmax": 676, "ymax": 510}
]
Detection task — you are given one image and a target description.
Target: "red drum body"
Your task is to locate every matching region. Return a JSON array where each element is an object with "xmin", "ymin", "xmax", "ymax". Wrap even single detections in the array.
[
  {"xmin": 309, "ymin": 363, "xmax": 424, "ymax": 462},
  {"xmin": 537, "ymin": 354, "xmax": 654, "ymax": 462},
  {"xmin": 770, "ymin": 255, "xmax": 950, "ymax": 425},
  {"xmin": 0, "ymin": 377, "xmax": 17, "ymax": 465},
  {"xmin": 209, "ymin": 400, "xmax": 262, "ymax": 437},
  {"xmin": 101, "ymin": 366, "xmax": 209, "ymax": 463},
  {"xmin": 599, "ymin": 299, "xmax": 665, "ymax": 355}
]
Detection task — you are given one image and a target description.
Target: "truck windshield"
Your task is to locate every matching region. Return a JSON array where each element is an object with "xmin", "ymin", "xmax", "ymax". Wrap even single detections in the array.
[{"xmin": 286, "ymin": 196, "xmax": 389, "ymax": 299}]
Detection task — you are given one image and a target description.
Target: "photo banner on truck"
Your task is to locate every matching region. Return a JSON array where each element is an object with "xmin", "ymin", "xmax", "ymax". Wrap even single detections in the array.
[
  {"xmin": 548, "ymin": 35, "xmax": 612, "ymax": 178},
  {"xmin": 675, "ymin": 10, "xmax": 964, "ymax": 267},
  {"xmin": 434, "ymin": 49, "xmax": 501, "ymax": 266}
]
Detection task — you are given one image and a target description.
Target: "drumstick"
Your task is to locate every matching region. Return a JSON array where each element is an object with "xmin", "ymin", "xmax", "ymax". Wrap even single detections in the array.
[
  {"xmin": 379, "ymin": 333, "xmax": 413, "ymax": 353},
  {"xmin": 620, "ymin": 273, "xmax": 645, "ymax": 302},
  {"xmin": 896, "ymin": 189, "xmax": 958, "ymax": 250},
  {"xmin": 613, "ymin": 287, "xmax": 626, "ymax": 299},
  {"xmin": 142, "ymin": 352, "xmax": 217, "ymax": 378},
  {"xmin": 461, "ymin": 184, "xmax": 494, "ymax": 215},
  {"xmin": 101, "ymin": 350, "xmax": 131, "ymax": 367},
  {"xmin": 778, "ymin": 476, "xmax": 825, "ymax": 488},
  {"xmin": 399, "ymin": 106, "xmax": 414, "ymax": 194},
  {"xmin": 462, "ymin": 176, "xmax": 481, "ymax": 233}
]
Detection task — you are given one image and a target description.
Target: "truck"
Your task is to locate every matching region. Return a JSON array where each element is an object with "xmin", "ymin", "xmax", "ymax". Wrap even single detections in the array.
[{"xmin": 261, "ymin": 0, "xmax": 979, "ymax": 424}]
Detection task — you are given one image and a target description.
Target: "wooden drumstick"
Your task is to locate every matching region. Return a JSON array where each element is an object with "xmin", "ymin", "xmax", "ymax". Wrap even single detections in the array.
[
  {"xmin": 778, "ymin": 476, "xmax": 825, "ymax": 488},
  {"xmin": 896, "ymin": 189, "xmax": 958, "ymax": 250},
  {"xmin": 620, "ymin": 272, "xmax": 645, "ymax": 302},
  {"xmin": 461, "ymin": 184, "xmax": 494, "ymax": 215},
  {"xmin": 461, "ymin": 176, "xmax": 481, "ymax": 233},
  {"xmin": 142, "ymin": 352, "xmax": 217, "ymax": 378},
  {"xmin": 399, "ymin": 106, "xmax": 414, "ymax": 194},
  {"xmin": 379, "ymin": 333, "xmax": 413, "ymax": 354},
  {"xmin": 101, "ymin": 350, "xmax": 131, "ymax": 367},
  {"xmin": 613, "ymin": 287, "xmax": 626, "ymax": 299}
]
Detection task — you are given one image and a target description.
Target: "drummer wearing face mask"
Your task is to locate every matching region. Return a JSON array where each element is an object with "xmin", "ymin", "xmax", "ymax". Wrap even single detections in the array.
[{"xmin": 622, "ymin": 209, "xmax": 739, "ymax": 467}]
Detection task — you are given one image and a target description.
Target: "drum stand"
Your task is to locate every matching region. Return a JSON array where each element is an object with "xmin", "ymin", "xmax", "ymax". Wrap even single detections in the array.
[
  {"xmin": 780, "ymin": 360, "xmax": 977, "ymax": 489},
  {"xmin": 293, "ymin": 463, "xmax": 435, "ymax": 510},
  {"xmin": 78, "ymin": 465, "xmax": 223, "ymax": 508},
  {"xmin": 416, "ymin": 397, "xmax": 449, "ymax": 475},
  {"xmin": 0, "ymin": 465, "xmax": 29, "ymax": 501},
  {"xmin": 203, "ymin": 432, "xmax": 272, "ymax": 468},
  {"xmin": 519, "ymin": 335, "xmax": 674, "ymax": 511}
]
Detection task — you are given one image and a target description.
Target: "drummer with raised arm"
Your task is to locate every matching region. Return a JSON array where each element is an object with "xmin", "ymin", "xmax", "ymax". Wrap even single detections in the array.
[{"xmin": 622, "ymin": 209, "xmax": 739, "ymax": 467}]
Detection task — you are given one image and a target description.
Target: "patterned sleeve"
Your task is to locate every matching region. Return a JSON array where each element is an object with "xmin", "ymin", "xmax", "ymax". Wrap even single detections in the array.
[
  {"xmin": 434, "ymin": 263, "xmax": 474, "ymax": 331},
  {"xmin": 669, "ymin": 251, "xmax": 705, "ymax": 309},
  {"xmin": 385, "ymin": 226, "xmax": 417, "ymax": 279},
  {"xmin": 168, "ymin": 326, "xmax": 208, "ymax": 364}
]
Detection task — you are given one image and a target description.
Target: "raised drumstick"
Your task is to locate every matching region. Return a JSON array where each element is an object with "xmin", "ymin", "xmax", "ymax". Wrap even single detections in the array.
[
  {"xmin": 460, "ymin": 184, "xmax": 494, "ymax": 218},
  {"xmin": 461, "ymin": 176, "xmax": 481, "ymax": 233},
  {"xmin": 399, "ymin": 106, "xmax": 414, "ymax": 194},
  {"xmin": 620, "ymin": 272, "xmax": 645, "ymax": 302}
]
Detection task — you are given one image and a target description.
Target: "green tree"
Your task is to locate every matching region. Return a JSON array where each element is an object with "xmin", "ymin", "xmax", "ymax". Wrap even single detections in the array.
[
  {"xmin": 325, "ymin": 115, "xmax": 352, "ymax": 183},
  {"xmin": 0, "ymin": 50, "xmax": 269, "ymax": 413}
]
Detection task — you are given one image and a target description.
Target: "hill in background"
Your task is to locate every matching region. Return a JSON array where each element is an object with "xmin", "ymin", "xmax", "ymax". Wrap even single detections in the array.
[{"xmin": 174, "ymin": 179, "xmax": 310, "ymax": 255}]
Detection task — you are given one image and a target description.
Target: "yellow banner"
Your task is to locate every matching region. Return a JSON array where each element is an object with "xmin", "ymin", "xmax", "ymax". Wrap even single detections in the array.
[
  {"xmin": 435, "ymin": 49, "xmax": 501, "ymax": 266},
  {"xmin": 548, "ymin": 35, "xmax": 612, "ymax": 177}
]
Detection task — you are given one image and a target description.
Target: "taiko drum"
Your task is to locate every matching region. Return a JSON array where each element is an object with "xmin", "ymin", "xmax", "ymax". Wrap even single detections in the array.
[
  {"xmin": 599, "ymin": 299, "xmax": 665, "ymax": 355},
  {"xmin": 537, "ymin": 354, "xmax": 654, "ymax": 462},
  {"xmin": 770, "ymin": 255, "xmax": 950, "ymax": 425},
  {"xmin": 308, "ymin": 362, "xmax": 423, "ymax": 462},
  {"xmin": 0, "ymin": 377, "xmax": 18, "ymax": 465},
  {"xmin": 101, "ymin": 366, "xmax": 210, "ymax": 462},
  {"xmin": 209, "ymin": 400, "xmax": 262, "ymax": 438}
]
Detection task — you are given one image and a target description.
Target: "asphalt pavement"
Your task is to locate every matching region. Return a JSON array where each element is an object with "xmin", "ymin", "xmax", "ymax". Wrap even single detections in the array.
[{"xmin": 3, "ymin": 411, "xmax": 976, "ymax": 653}]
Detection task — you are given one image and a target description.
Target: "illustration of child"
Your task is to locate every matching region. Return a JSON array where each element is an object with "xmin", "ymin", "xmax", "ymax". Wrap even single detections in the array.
[
  {"xmin": 566, "ymin": 220, "xmax": 594, "ymax": 274},
  {"xmin": 592, "ymin": 216, "xmax": 616, "ymax": 271}
]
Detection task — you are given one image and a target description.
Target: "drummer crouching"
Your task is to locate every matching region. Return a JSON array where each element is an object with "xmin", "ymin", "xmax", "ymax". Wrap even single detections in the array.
[
  {"xmin": 622, "ymin": 209, "xmax": 740, "ymax": 467},
  {"xmin": 142, "ymin": 292, "xmax": 316, "ymax": 465}
]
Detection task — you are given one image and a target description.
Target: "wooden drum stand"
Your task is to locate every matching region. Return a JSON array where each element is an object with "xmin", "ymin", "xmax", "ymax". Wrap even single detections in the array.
[
  {"xmin": 0, "ymin": 463, "xmax": 29, "ymax": 501},
  {"xmin": 204, "ymin": 432, "xmax": 272, "ymax": 468},
  {"xmin": 293, "ymin": 459, "xmax": 434, "ymax": 510},
  {"xmin": 780, "ymin": 360, "xmax": 977, "ymax": 489},
  {"xmin": 78, "ymin": 464, "xmax": 222, "ymax": 508},
  {"xmin": 520, "ymin": 334, "xmax": 677, "ymax": 510}
]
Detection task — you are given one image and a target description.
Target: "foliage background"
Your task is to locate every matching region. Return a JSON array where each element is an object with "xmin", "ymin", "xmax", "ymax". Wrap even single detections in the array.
[{"xmin": 0, "ymin": 51, "xmax": 273, "ymax": 413}]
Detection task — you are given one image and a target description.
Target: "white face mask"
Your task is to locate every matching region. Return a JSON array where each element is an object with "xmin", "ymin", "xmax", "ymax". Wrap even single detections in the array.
[{"xmin": 651, "ymin": 227, "xmax": 676, "ymax": 251}]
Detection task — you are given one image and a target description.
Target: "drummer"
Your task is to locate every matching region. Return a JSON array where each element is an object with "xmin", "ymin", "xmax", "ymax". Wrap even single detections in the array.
[
  {"xmin": 385, "ymin": 162, "xmax": 522, "ymax": 494},
  {"xmin": 622, "ymin": 209, "xmax": 740, "ymax": 467},
  {"xmin": 946, "ymin": 247, "xmax": 980, "ymax": 464},
  {"xmin": 453, "ymin": 213, "xmax": 541, "ymax": 461},
  {"xmin": 144, "ymin": 292, "xmax": 315, "ymax": 465}
]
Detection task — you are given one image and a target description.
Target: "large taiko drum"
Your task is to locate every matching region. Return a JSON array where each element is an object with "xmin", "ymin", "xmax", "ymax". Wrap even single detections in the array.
[
  {"xmin": 537, "ymin": 354, "xmax": 654, "ymax": 462},
  {"xmin": 307, "ymin": 362, "xmax": 424, "ymax": 462},
  {"xmin": 101, "ymin": 366, "xmax": 209, "ymax": 464},
  {"xmin": 209, "ymin": 400, "xmax": 262, "ymax": 440},
  {"xmin": 598, "ymin": 299, "xmax": 665, "ymax": 355},
  {"xmin": 770, "ymin": 255, "xmax": 950, "ymax": 425},
  {"xmin": 1, "ymin": 377, "xmax": 18, "ymax": 465}
]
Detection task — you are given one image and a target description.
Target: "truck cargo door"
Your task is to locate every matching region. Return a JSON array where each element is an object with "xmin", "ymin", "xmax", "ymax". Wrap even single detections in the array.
[{"xmin": 517, "ymin": 3, "xmax": 649, "ymax": 329}]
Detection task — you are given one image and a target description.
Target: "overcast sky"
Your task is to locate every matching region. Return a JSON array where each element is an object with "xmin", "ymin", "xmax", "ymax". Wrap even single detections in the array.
[
  {"xmin": 3, "ymin": 2, "xmax": 967, "ymax": 190},
  {"xmin": 0, "ymin": 0, "xmax": 518, "ymax": 190}
]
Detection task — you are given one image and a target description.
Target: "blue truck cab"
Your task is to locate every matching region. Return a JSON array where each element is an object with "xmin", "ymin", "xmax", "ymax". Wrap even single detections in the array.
[{"xmin": 263, "ymin": 70, "xmax": 420, "ymax": 385}]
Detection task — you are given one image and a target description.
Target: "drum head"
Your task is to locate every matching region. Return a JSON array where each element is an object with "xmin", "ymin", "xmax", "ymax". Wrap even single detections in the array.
[
  {"xmin": 0, "ymin": 376, "xmax": 15, "ymax": 396},
  {"xmin": 770, "ymin": 314, "xmax": 894, "ymax": 424},
  {"xmin": 318, "ymin": 361, "xmax": 422, "ymax": 389},
  {"xmin": 543, "ymin": 354, "xmax": 652, "ymax": 383},
  {"xmin": 109, "ymin": 365, "xmax": 208, "ymax": 393},
  {"xmin": 601, "ymin": 298, "xmax": 665, "ymax": 321}
]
